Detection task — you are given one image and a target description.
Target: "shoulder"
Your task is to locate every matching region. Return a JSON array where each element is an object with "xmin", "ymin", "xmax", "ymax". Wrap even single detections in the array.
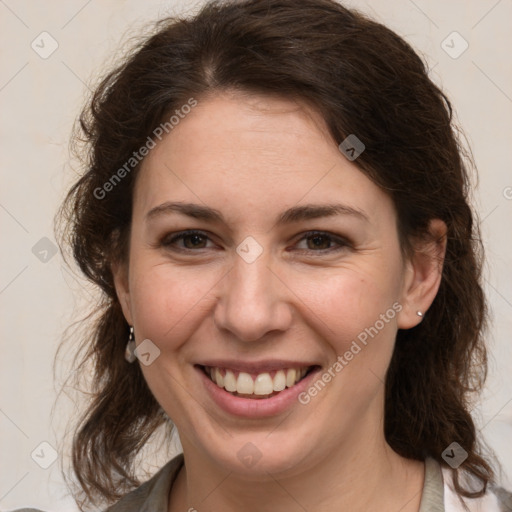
[
  {"xmin": 7, "ymin": 453, "xmax": 185, "ymax": 512},
  {"xmin": 105, "ymin": 452, "xmax": 184, "ymax": 511},
  {"xmin": 441, "ymin": 465, "xmax": 512, "ymax": 512}
]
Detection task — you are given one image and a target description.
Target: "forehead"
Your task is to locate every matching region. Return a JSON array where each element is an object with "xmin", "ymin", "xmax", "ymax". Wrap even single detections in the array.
[{"xmin": 133, "ymin": 92, "xmax": 395, "ymax": 227}]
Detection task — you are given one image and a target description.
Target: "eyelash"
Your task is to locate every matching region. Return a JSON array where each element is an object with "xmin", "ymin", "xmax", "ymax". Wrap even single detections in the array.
[{"xmin": 160, "ymin": 229, "xmax": 350, "ymax": 254}]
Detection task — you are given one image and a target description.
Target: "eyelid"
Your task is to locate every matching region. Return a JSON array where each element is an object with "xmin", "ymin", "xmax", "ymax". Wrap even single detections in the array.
[
  {"xmin": 291, "ymin": 230, "xmax": 351, "ymax": 252},
  {"xmin": 161, "ymin": 229, "xmax": 217, "ymax": 250},
  {"xmin": 298, "ymin": 229, "xmax": 351, "ymax": 246}
]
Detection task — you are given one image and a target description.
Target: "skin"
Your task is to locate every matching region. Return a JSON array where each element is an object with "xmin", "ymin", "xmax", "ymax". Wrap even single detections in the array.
[{"xmin": 113, "ymin": 90, "xmax": 447, "ymax": 512}]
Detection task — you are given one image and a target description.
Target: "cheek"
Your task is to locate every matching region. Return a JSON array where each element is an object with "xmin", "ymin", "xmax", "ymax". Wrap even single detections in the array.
[
  {"xmin": 297, "ymin": 267, "xmax": 400, "ymax": 344},
  {"xmin": 290, "ymin": 270, "xmax": 401, "ymax": 442},
  {"xmin": 128, "ymin": 258, "xmax": 218, "ymax": 347},
  {"xmin": 293, "ymin": 266, "xmax": 401, "ymax": 409}
]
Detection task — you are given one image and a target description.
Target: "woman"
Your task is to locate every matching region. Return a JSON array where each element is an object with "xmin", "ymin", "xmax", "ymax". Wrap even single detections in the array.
[{"xmin": 12, "ymin": 0, "xmax": 511, "ymax": 510}]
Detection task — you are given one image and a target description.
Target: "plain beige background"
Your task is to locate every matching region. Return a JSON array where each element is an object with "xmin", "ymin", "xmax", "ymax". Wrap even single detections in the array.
[{"xmin": 1, "ymin": 0, "xmax": 511, "ymax": 510}]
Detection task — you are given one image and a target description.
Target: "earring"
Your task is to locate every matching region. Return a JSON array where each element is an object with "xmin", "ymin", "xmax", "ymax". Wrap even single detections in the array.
[
  {"xmin": 416, "ymin": 311, "xmax": 423, "ymax": 317},
  {"xmin": 125, "ymin": 326, "xmax": 137, "ymax": 363}
]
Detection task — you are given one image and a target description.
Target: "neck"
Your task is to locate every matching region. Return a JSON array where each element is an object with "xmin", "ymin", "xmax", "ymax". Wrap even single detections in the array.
[{"xmin": 169, "ymin": 431, "xmax": 425, "ymax": 512}]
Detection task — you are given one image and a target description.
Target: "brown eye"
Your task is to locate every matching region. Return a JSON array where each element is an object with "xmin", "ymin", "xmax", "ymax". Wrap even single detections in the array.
[
  {"xmin": 306, "ymin": 234, "xmax": 331, "ymax": 250},
  {"xmin": 294, "ymin": 231, "xmax": 350, "ymax": 253},
  {"xmin": 161, "ymin": 230, "xmax": 213, "ymax": 251},
  {"xmin": 181, "ymin": 233, "xmax": 207, "ymax": 249}
]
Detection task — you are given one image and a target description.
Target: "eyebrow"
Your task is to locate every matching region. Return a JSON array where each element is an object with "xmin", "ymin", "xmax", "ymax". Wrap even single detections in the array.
[{"xmin": 145, "ymin": 201, "xmax": 369, "ymax": 226}]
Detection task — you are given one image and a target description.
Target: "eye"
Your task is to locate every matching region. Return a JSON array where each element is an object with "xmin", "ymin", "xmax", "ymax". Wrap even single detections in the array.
[
  {"xmin": 161, "ymin": 230, "xmax": 216, "ymax": 251},
  {"xmin": 293, "ymin": 231, "xmax": 350, "ymax": 253},
  {"xmin": 159, "ymin": 229, "xmax": 350, "ymax": 254}
]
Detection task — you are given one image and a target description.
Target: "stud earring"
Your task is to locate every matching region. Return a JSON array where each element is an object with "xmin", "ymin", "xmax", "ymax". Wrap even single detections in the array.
[
  {"xmin": 125, "ymin": 326, "xmax": 137, "ymax": 363},
  {"xmin": 416, "ymin": 311, "xmax": 423, "ymax": 317}
]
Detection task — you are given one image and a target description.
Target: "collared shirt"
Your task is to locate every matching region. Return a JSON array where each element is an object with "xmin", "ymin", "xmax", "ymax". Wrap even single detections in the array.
[{"xmin": 10, "ymin": 454, "xmax": 512, "ymax": 512}]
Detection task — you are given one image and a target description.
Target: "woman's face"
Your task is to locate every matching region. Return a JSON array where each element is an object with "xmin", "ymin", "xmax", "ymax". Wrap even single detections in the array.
[{"xmin": 114, "ymin": 91, "xmax": 435, "ymax": 478}]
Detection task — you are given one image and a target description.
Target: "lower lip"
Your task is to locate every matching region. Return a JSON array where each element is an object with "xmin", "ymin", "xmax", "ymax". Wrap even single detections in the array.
[{"xmin": 195, "ymin": 365, "xmax": 321, "ymax": 418}]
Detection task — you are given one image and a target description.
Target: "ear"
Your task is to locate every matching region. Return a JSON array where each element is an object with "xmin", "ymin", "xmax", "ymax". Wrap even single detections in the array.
[
  {"xmin": 111, "ymin": 256, "xmax": 133, "ymax": 326},
  {"xmin": 397, "ymin": 218, "xmax": 447, "ymax": 329}
]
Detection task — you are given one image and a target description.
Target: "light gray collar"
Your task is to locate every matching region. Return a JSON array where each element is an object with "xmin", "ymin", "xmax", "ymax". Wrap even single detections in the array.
[
  {"xmin": 108, "ymin": 454, "xmax": 446, "ymax": 511},
  {"xmin": 419, "ymin": 457, "xmax": 445, "ymax": 511}
]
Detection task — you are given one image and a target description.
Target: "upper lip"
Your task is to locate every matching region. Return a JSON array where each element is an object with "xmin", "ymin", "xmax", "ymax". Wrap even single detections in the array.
[{"xmin": 196, "ymin": 360, "xmax": 320, "ymax": 374}]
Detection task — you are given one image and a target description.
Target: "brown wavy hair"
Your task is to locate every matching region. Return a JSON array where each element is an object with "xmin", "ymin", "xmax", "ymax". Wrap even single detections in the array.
[{"xmin": 55, "ymin": 0, "xmax": 496, "ymax": 508}]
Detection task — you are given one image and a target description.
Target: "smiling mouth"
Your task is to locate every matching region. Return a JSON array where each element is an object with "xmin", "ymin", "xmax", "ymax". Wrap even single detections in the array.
[{"xmin": 198, "ymin": 364, "xmax": 319, "ymax": 399}]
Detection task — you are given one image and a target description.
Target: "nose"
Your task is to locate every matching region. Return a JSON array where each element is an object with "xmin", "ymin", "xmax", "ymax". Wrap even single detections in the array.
[{"xmin": 213, "ymin": 246, "xmax": 293, "ymax": 343}]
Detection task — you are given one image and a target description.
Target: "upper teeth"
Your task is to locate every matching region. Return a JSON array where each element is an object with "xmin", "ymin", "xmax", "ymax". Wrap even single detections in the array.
[{"xmin": 206, "ymin": 367, "xmax": 310, "ymax": 395}]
